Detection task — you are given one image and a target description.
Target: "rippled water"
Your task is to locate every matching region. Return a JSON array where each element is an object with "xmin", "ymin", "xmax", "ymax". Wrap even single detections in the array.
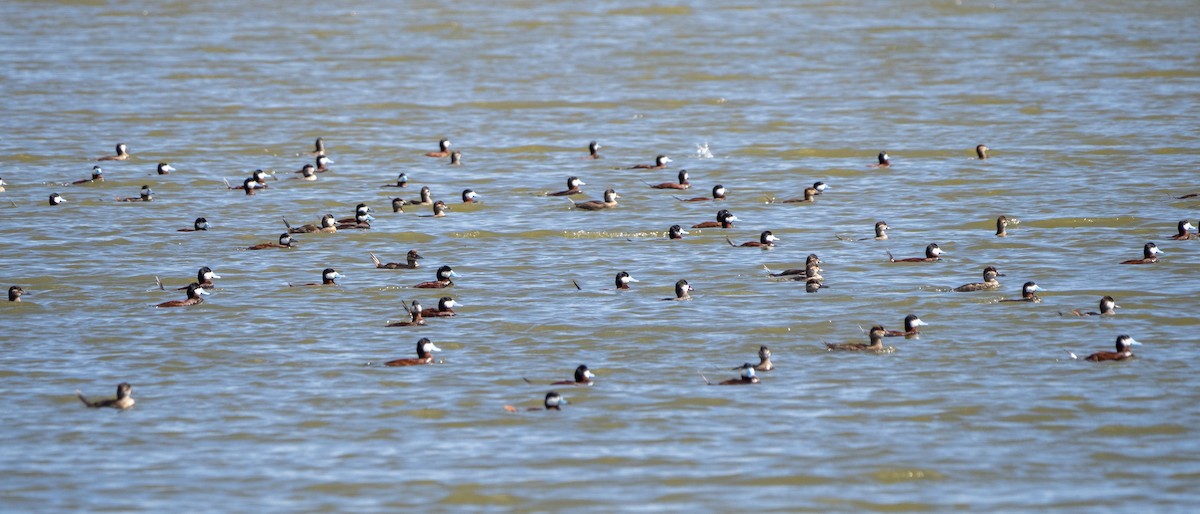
[{"xmin": 2, "ymin": 0, "xmax": 1199, "ymax": 511}]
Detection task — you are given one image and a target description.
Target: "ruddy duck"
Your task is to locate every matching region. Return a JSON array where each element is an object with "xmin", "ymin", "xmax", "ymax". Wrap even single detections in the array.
[
  {"xmin": 370, "ymin": 249, "xmax": 423, "ymax": 269},
  {"xmin": 647, "ymin": 170, "xmax": 690, "ymax": 190},
  {"xmin": 629, "ymin": 155, "xmax": 672, "ymax": 170},
  {"xmin": 157, "ymin": 283, "xmax": 208, "ymax": 308},
  {"xmin": 1000, "ymin": 281, "xmax": 1043, "ymax": 302},
  {"xmin": 887, "ymin": 243, "xmax": 944, "ymax": 263},
  {"xmin": 780, "ymin": 182, "xmax": 828, "ymax": 203},
  {"xmin": 668, "ymin": 225, "xmax": 689, "ymax": 239},
  {"xmin": 728, "ymin": 230, "xmax": 779, "ymax": 248},
  {"xmin": 448, "ymin": 151, "xmax": 462, "ymax": 165},
  {"xmin": 805, "ymin": 277, "xmax": 825, "ymax": 293},
  {"xmin": 692, "ymin": 209, "xmax": 738, "ymax": 229},
  {"xmin": 409, "ymin": 186, "xmax": 433, "ymax": 206},
  {"xmin": 975, "ymin": 144, "xmax": 990, "ymax": 160},
  {"xmin": 233, "ymin": 177, "xmax": 259, "ymax": 195},
  {"xmin": 337, "ymin": 212, "xmax": 373, "ymax": 230},
  {"xmin": 953, "ymin": 266, "xmax": 1004, "ymax": 292},
  {"xmin": 1063, "ymin": 296, "xmax": 1118, "ymax": 317},
  {"xmin": 252, "ymin": 169, "xmax": 272, "ymax": 188},
  {"xmin": 382, "ymin": 172, "xmax": 409, "ymax": 188},
  {"xmin": 461, "ymin": 189, "xmax": 479, "ymax": 203},
  {"xmin": 315, "ymin": 155, "xmax": 333, "ymax": 171},
  {"xmin": 309, "ymin": 137, "xmax": 326, "ymax": 156},
  {"xmin": 586, "ymin": 141, "xmax": 602, "ymax": 159},
  {"xmin": 48, "ymin": 193, "xmax": 67, "ymax": 205},
  {"xmin": 414, "ymin": 265, "xmax": 457, "ymax": 288},
  {"xmin": 116, "ymin": 185, "xmax": 153, "ymax": 202},
  {"xmin": 391, "ymin": 198, "xmax": 406, "ymax": 212},
  {"xmin": 285, "ymin": 214, "xmax": 337, "ymax": 234},
  {"xmin": 572, "ymin": 189, "xmax": 620, "ymax": 210},
  {"xmin": 156, "ymin": 162, "xmax": 176, "ymax": 175},
  {"xmin": 883, "ymin": 314, "xmax": 928, "ymax": 337},
  {"xmin": 1072, "ymin": 334, "xmax": 1141, "ymax": 362},
  {"xmin": 293, "ymin": 268, "xmax": 343, "ymax": 286},
  {"xmin": 662, "ymin": 279, "xmax": 693, "ymax": 301},
  {"xmin": 826, "ymin": 326, "xmax": 889, "ymax": 352},
  {"xmin": 767, "ymin": 253, "xmax": 823, "ymax": 278},
  {"xmin": 541, "ymin": 391, "xmax": 567, "ymax": 410},
  {"xmin": 73, "ymin": 166, "xmax": 104, "ymax": 184},
  {"xmin": 178, "ymin": 217, "xmax": 210, "ymax": 232},
  {"xmin": 248, "ymin": 233, "xmax": 295, "ymax": 250},
  {"xmin": 0, "ymin": 176, "xmax": 6, "ymax": 192},
  {"xmin": 425, "ymin": 139, "xmax": 451, "ymax": 158},
  {"xmin": 422, "ymin": 200, "xmax": 449, "ymax": 217},
  {"xmin": 97, "ymin": 143, "xmax": 130, "ymax": 161},
  {"xmin": 384, "ymin": 338, "xmax": 441, "ymax": 366},
  {"xmin": 996, "ymin": 215, "xmax": 1010, "ymax": 237},
  {"xmin": 386, "ymin": 300, "xmax": 426, "ymax": 327},
  {"xmin": 868, "ymin": 151, "xmax": 891, "ymax": 168},
  {"xmin": 1169, "ymin": 220, "xmax": 1196, "ymax": 240},
  {"xmin": 548, "ymin": 176, "xmax": 586, "ymax": 196},
  {"xmin": 296, "ymin": 164, "xmax": 318, "ymax": 181},
  {"xmin": 337, "ymin": 203, "xmax": 374, "ymax": 225},
  {"xmin": 179, "ymin": 266, "xmax": 221, "ymax": 289},
  {"xmin": 8, "ymin": 285, "xmax": 26, "ymax": 302},
  {"xmin": 1120, "ymin": 242, "xmax": 1162, "ymax": 264},
  {"xmin": 76, "ymin": 382, "xmax": 134, "ymax": 409},
  {"xmin": 702, "ymin": 363, "xmax": 759, "ymax": 385},
  {"xmin": 754, "ymin": 346, "xmax": 773, "ymax": 371},
  {"xmin": 614, "ymin": 271, "xmax": 639, "ymax": 290},
  {"xmin": 839, "ymin": 220, "xmax": 890, "ymax": 241},
  {"xmin": 554, "ymin": 365, "xmax": 595, "ymax": 386},
  {"xmin": 677, "ymin": 184, "xmax": 726, "ymax": 202},
  {"xmin": 420, "ymin": 297, "xmax": 462, "ymax": 317}
]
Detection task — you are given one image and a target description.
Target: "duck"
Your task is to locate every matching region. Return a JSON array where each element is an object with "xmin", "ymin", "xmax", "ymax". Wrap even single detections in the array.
[
  {"xmin": 391, "ymin": 198, "xmax": 407, "ymax": 212},
  {"xmin": 727, "ymin": 230, "xmax": 779, "ymax": 248},
  {"xmin": 309, "ymin": 137, "xmax": 326, "ymax": 156},
  {"xmin": 409, "ymin": 186, "xmax": 434, "ymax": 206},
  {"xmin": 662, "ymin": 279, "xmax": 693, "ymax": 301},
  {"xmin": 383, "ymin": 172, "xmax": 409, "ymax": 188},
  {"xmin": 676, "ymin": 184, "xmax": 726, "ymax": 202},
  {"xmin": 414, "ymin": 265, "xmax": 457, "ymax": 288},
  {"xmin": 548, "ymin": 176, "xmax": 586, "ymax": 196},
  {"xmin": 552, "ymin": 365, "xmax": 595, "ymax": 386},
  {"xmin": 292, "ymin": 268, "xmax": 343, "ymax": 287},
  {"xmin": 646, "ymin": 170, "xmax": 690, "ymax": 190},
  {"xmin": 48, "ymin": 193, "xmax": 67, "ymax": 206},
  {"xmin": 425, "ymin": 139, "xmax": 451, "ymax": 158},
  {"xmin": 702, "ymin": 363, "xmax": 759, "ymax": 385},
  {"xmin": 780, "ymin": 182, "xmax": 828, "ymax": 203},
  {"xmin": 448, "ymin": 151, "xmax": 462, "ymax": 165},
  {"xmin": 420, "ymin": 297, "xmax": 462, "ymax": 317},
  {"xmin": 72, "ymin": 166, "xmax": 104, "ymax": 184},
  {"xmin": 285, "ymin": 214, "xmax": 337, "ymax": 234},
  {"xmin": 235, "ymin": 177, "xmax": 259, "ymax": 195},
  {"xmin": 572, "ymin": 189, "xmax": 620, "ymax": 210},
  {"xmin": 883, "ymin": 314, "xmax": 928, "ymax": 337},
  {"xmin": 754, "ymin": 346, "xmax": 774, "ymax": 371},
  {"xmin": 423, "ymin": 200, "xmax": 449, "ymax": 217},
  {"xmin": 975, "ymin": 144, "xmax": 990, "ymax": 160},
  {"xmin": 370, "ymin": 250, "xmax": 423, "ymax": 269},
  {"xmin": 248, "ymin": 233, "xmax": 296, "ymax": 250},
  {"xmin": 337, "ymin": 204, "xmax": 374, "ymax": 225},
  {"xmin": 953, "ymin": 266, "xmax": 1004, "ymax": 292},
  {"xmin": 1063, "ymin": 296, "xmax": 1119, "ymax": 317},
  {"xmin": 337, "ymin": 212, "xmax": 373, "ymax": 230},
  {"xmin": 614, "ymin": 271, "xmax": 639, "ymax": 290},
  {"xmin": 156, "ymin": 162, "xmax": 176, "ymax": 175},
  {"xmin": 1120, "ymin": 242, "xmax": 1162, "ymax": 264},
  {"xmin": 628, "ymin": 155, "xmax": 672, "ymax": 170},
  {"xmin": 251, "ymin": 169, "xmax": 272, "ymax": 188},
  {"xmin": 995, "ymin": 215, "xmax": 1010, "ymax": 237},
  {"xmin": 1000, "ymin": 281, "xmax": 1043, "ymax": 303},
  {"xmin": 1169, "ymin": 220, "xmax": 1197, "ymax": 240},
  {"xmin": 887, "ymin": 243, "xmax": 944, "ymax": 263},
  {"xmin": 179, "ymin": 266, "xmax": 221, "ymax": 290},
  {"xmin": 668, "ymin": 225, "xmax": 689, "ymax": 240},
  {"xmin": 8, "ymin": 285, "xmax": 26, "ymax": 302},
  {"xmin": 1069, "ymin": 334, "xmax": 1141, "ymax": 362},
  {"xmin": 691, "ymin": 209, "xmax": 738, "ymax": 229},
  {"xmin": 503, "ymin": 392, "xmax": 569, "ymax": 412},
  {"xmin": 767, "ymin": 254, "xmax": 823, "ymax": 278},
  {"xmin": 461, "ymin": 189, "xmax": 479, "ymax": 203},
  {"xmin": 805, "ymin": 277, "xmax": 825, "ymax": 293},
  {"xmin": 296, "ymin": 164, "xmax": 318, "ymax": 181},
  {"xmin": 586, "ymin": 141, "xmax": 602, "ymax": 160},
  {"xmin": 97, "ymin": 143, "xmax": 130, "ymax": 161},
  {"xmin": 315, "ymin": 154, "xmax": 333, "ymax": 171},
  {"xmin": 156, "ymin": 283, "xmax": 208, "ymax": 307},
  {"xmin": 868, "ymin": 151, "xmax": 891, "ymax": 168},
  {"xmin": 384, "ymin": 338, "xmax": 440, "ymax": 366},
  {"xmin": 825, "ymin": 326, "xmax": 890, "ymax": 352},
  {"xmin": 386, "ymin": 300, "xmax": 426, "ymax": 327},
  {"xmin": 838, "ymin": 220, "xmax": 890, "ymax": 241},
  {"xmin": 0, "ymin": 176, "xmax": 6, "ymax": 192},
  {"xmin": 76, "ymin": 382, "xmax": 134, "ymax": 409},
  {"xmin": 116, "ymin": 185, "xmax": 153, "ymax": 202},
  {"xmin": 178, "ymin": 217, "xmax": 210, "ymax": 232}
]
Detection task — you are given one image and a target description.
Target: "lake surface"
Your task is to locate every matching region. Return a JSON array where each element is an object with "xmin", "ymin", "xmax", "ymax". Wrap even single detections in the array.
[{"xmin": 2, "ymin": 0, "xmax": 1199, "ymax": 511}]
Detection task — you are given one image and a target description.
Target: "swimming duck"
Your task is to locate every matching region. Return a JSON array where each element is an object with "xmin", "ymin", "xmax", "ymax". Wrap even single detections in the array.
[
  {"xmin": 0, "ymin": 176, "xmax": 6, "ymax": 192},
  {"xmin": 73, "ymin": 166, "xmax": 104, "ymax": 184},
  {"xmin": 668, "ymin": 225, "xmax": 689, "ymax": 240},
  {"xmin": 629, "ymin": 155, "xmax": 672, "ymax": 170},
  {"xmin": 370, "ymin": 250, "xmax": 423, "ymax": 269},
  {"xmin": 868, "ymin": 151, "xmax": 891, "ymax": 168},
  {"xmin": 754, "ymin": 346, "xmax": 774, "ymax": 371},
  {"xmin": 539, "ymin": 391, "xmax": 567, "ymax": 410},
  {"xmin": 292, "ymin": 268, "xmax": 343, "ymax": 287},
  {"xmin": 309, "ymin": 137, "xmax": 326, "ymax": 156},
  {"xmin": 386, "ymin": 300, "xmax": 426, "ymax": 327},
  {"xmin": 296, "ymin": 164, "xmax": 318, "ymax": 181},
  {"xmin": 179, "ymin": 266, "xmax": 221, "ymax": 290},
  {"xmin": 1169, "ymin": 220, "xmax": 1196, "ymax": 240},
  {"xmin": 647, "ymin": 170, "xmax": 690, "ymax": 190},
  {"xmin": 586, "ymin": 141, "xmax": 602, "ymax": 160},
  {"xmin": 662, "ymin": 279, "xmax": 693, "ymax": 300},
  {"xmin": 548, "ymin": 176, "xmax": 586, "ymax": 196},
  {"xmin": 251, "ymin": 169, "xmax": 272, "ymax": 188},
  {"xmin": 97, "ymin": 143, "xmax": 130, "ymax": 161},
  {"xmin": 248, "ymin": 233, "xmax": 295, "ymax": 250},
  {"xmin": 285, "ymin": 214, "xmax": 337, "ymax": 234},
  {"xmin": 336, "ymin": 212, "xmax": 374, "ymax": 230},
  {"xmin": 391, "ymin": 198, "xmax": 407, "ymax": 212},
  {"xmin": 423, "ymin": 200, "xmax": 449, "ymax": 217},
  {"xmin": 553, "ymin": 365, "xmax": 595, "ymax": 386},
  {"xmin": 572, "ymin": 189, "xmax": 620, "ymax": 210},
  {"xmin": 975, "ymin": 144, "xmax": 990, "ymax": 160},
  {"xmin": 883, "ymin": 314, "xmax": 928, "ymax": 337},
  {"xmin": 825, "ymin": 326, "xmax": 889, "ymax": 352},
  {"xmin": 382, "ymin": 172, "xmax": 409, "ymax": 188},
  {"xmin": 676, "ymin": 184, "xmax": 726, "ymax": 202},
  {"xmin": 805, "ymin": 278, "xmax": 825, "ymax": 293},
  {"xmin": 116, "ymin": 185, "xmax": 153, "ymax": 202},
  {"xmin": 838, "ymin": 220, "xmax": 890, "ymax": 241},
  {"xmin": 315, "ymin": 155, "xmax": 333, "ymax": 171},
  {"xmin": 425, "ymin": 139, "xmax": 451, "ymax": 158},
  {"xmin": 887, "ymin": 243, "xmax": 944, "ymax": 263},
  {"xmin": 1063, "ymin": 296, "xmax": 1119, "ymax": 317},
  {"xmin": 337, "ymin": 203, "xmax": 374, "ymax": 225},
  {"xmin": 780, "ymin": 182, "xmax": 828, "ymax": 203},
  {"xmin": 614, "ymin": 271, "xmax": 639, "ymax": 290},
  {"xmin": 235, "ymin": 177, "xmax": 259, "ymax": 195},
  {"xmin": 384, "ymin": 338, "xmax": 440, "ymax": 366},
  {"xmin": 995, "ymin": 215, "xmax": 1010, "ymax": 237},
  {"xmin": 156, "ymin": 162, "xmax": 176, "ymax": 175},
  {"xmin": 953, "ymin": 266, "xmax": 1004, "ymax": 292},
  {"xmin": 703, "ymin": 363, "xmax": 759, "ymax": 385},
  {"xmin": 727, "ymin": 230, "xmax": 778, "ymax": 248},
  {"xmin": 1070, "ymin": 334, "xmax": 1141, "ymax": 362},
  {"xmin": 692, "ymin": 209, "xmax": 738, "ymax": 229},
  {"xmin": 420, "ymin": 297, "xmax": 462, "ymax": 317},
  {"xmin": 1120, "ymin": 242, "xmax": 1162, "ymax": 264},
  {"xmin": 767, "ymin": 254, "xmax": 823, "ymax": 278},
  {"xmin": 76, "ymin": 382, "xmax": 134, "ymax": 409},
  {"xmin": 1000, "ymin": 281, "xmax": 1043, "ymax": 303},
  {"xmin": 48, "ymin": 193, "xmax": 67, "ymax": 205},
  {"xmin": 409, "ymin": 186, "xmax": 434, "ymax": 206},
  {"xmin": 8, "ymin": 285, "xmax": 26, "ymax": 302},
  {"xmin": 448, "ymin": 151, "xmax": 462, "ymax": 165},
  {"xmin": 178, "ymin": 217, "xmax": 210, "ymax": 232},
  {"xmin": 461, "ymin": 189, "xmax": 479, "ymax": 204},
  {"xmin": 414, "ymin": 265, "xmax": 457, "ymax": 288},
  {"xmin": 156, "ymin": 283, "xmax": 208, "ymax": 307}
]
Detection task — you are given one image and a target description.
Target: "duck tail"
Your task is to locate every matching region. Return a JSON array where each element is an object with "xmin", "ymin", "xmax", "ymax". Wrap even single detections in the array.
[
  {"xmin": 672, "ymin": 195, "xmax": 686, "ymax": 201},
  {"xmin": 885, "ymin": 249, "xmax": 896, "ymax": 262},
  {"xmin": 76, "ymin": 390, "xmax": 95, "ymax": 408},
  {"xmin": 726, "ymin": 236, "xmax": 736, "ymax": 247},
  {"xmin": 835, "ymin": 234, "xmax": 854, "ymax": 241},
  {"xmin": 154, "ymin": 276, "xmax": 165, "ymax": 291},
  {"xmin": 282, "ymin": 217, "xmax": 294, "ymax": 230},
  {"xmin": 222, "ymin": 177, "xmax": 232, "ymax": 189},
  {"xmin": 699, "ymin": 371, "xmax": 711, "ymax": 385},
  {"xmin": 521, "ymin": 377, "xmax": 534, "ymax": 384},
  {"xmin": 562, "ymin": 197, "xmax": 576, "ymax": 209},
  {"xmin": 640, "ymin": 180, "xmax": 654, "ymax": 188},
  {"xmin": 370, "ymin": 253, "xmax": 382, "ymax": 267},
  {"xmin": 1064, "ymin": 349, "xmax": 1079, "ymax": 360},
  {"xmin": 571, "ymin": 279, "xmax": 582, "ymax": 291}
]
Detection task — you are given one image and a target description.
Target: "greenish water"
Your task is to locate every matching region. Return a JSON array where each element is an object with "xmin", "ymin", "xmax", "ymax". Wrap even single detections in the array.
[{"xmin": 1, "ymin": 0, "xmax": 1199, "ymax": 511}]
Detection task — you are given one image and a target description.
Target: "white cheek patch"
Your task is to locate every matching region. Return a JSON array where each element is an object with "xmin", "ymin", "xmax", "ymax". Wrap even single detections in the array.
[
  {"xmin": 428, "ymin": 343, "xmax": 442, "ymax": 352},
  {"xmin": 913, "ymin": 319, "xmax": 928, "ymax": 326}
]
